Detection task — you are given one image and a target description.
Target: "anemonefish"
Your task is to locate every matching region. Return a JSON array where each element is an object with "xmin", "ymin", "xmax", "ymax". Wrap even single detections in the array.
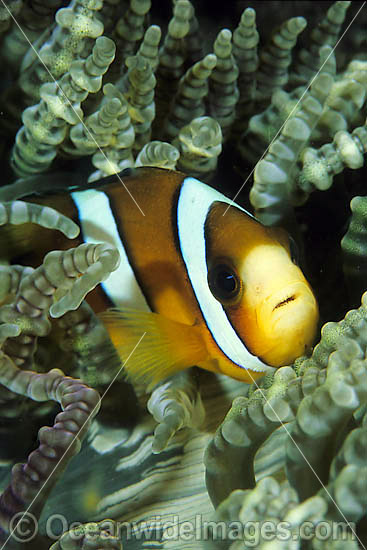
[{"xmin": 1, "ymin": 167, "xmax": 318, "ymax": 387}]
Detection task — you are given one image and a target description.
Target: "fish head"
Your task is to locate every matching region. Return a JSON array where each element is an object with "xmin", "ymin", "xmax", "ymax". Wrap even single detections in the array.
[{"xmin": 204, "ymin": 202, "xmax": 319, "ymax": 379}]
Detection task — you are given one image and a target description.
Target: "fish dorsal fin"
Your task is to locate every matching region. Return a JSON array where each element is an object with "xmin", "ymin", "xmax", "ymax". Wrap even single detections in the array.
[{"xmin": 99, "ymin": 308, "xmax": 209, "ymax": 389}]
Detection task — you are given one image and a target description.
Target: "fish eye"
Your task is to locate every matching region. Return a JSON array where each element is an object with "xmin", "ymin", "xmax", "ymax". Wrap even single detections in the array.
[
  {"xmin": 208, "ymin": 263, "xmax": 242, "ymax": 303},
  {"xmin": 289, "ymin": 236, "xmax": 299, "ymax": 265}
]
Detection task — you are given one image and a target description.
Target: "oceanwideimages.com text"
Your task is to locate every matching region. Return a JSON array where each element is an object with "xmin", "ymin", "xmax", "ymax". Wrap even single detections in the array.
[{"xmin": 8, "ymin": 511, "xmax": 357, "ymax": 547}]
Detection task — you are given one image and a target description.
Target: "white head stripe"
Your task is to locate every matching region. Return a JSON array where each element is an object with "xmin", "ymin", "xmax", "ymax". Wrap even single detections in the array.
[
  {"xmin": 71, "ymin": 190, "xmax": 149, "ymax": 311},
  {"xmin": 177, "ymin": 177, "xmax": 273, "ymax": 373}
]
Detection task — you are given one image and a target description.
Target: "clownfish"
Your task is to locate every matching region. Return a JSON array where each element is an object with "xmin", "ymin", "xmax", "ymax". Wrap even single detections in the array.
[{"xmin": 1, "ymin": 167, "xmax": 318, "ymax": 387}]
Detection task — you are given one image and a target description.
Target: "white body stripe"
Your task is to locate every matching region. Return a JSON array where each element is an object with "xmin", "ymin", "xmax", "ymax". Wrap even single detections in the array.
[
  {"xmin": 71, "ymin": 190, "xmax": 150, "ymax": 311},
  {"xmin": 177, "ymin": 177, "xmax": 273, "ymax": 373}
]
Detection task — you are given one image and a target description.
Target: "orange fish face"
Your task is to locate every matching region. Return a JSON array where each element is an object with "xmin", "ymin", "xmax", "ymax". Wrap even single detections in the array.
[{"xmin": 204, "ymin": 202, "xmax": 319, "ymax": 380}]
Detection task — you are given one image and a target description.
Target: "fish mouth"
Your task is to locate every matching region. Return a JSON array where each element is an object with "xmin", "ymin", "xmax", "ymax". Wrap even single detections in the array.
[
  {"xmin": 269, "ymin": 282, "xmax": 315, "ymax": 313},
  {"xmin": 255, "ymin": 282, "xmax": 319, "ymax": 366},
  {"xmin": 273, "ymin": 294, "xmax": 297, "ymax": 310}
]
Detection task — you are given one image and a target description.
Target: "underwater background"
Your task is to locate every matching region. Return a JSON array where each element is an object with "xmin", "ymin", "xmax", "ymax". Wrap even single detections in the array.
[{"xmin": 0, "ymin": 0, "xmax": 366, "ymax": 548}]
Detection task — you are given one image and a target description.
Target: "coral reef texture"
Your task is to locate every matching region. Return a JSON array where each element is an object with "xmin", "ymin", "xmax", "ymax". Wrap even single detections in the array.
[{"xmin": 0, "ymin": 0, "xmax": 366, "ymax": 549}]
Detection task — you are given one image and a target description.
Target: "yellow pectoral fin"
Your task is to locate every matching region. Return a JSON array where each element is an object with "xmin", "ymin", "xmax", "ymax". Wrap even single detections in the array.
[{"xmin": 99, "ymin": 308, "xmax": 209, "ymax": 388}]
